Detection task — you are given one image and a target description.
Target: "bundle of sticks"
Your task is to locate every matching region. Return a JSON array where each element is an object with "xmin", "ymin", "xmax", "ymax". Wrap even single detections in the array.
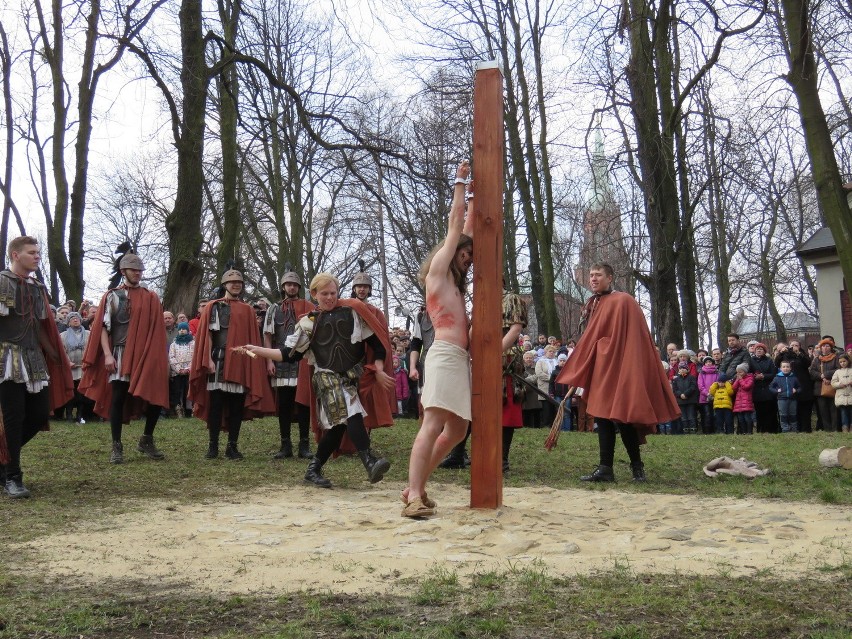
[{"xmin": 544, "ymin": 387, "xmax": 576, "ymax": 451}]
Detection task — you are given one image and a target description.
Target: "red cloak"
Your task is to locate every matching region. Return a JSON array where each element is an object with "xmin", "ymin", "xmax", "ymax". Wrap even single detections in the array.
[
  {"xmin": 359, "ymin": 302, "xmax": 395, "ymax": 430},
  {"xmin": 189, "ymin": 298, "xmax": 275, "ymax": 427},
  {"xmin": 556, "ymin": 292, "xmax": 680, "ymax": 442},
  {"xmin": 80, "ymin": 286, "xmax": 170, "ymax": 421},
  {"xmin": 305, "ymin": 299, "xmax": 393, "ymax": 451},
  {"xmin": 42, "ymin": 298, "xmax": 75, "ymax": 414},
  {"xmin": 0, "ymin": 291, "xmax": 74, "ymax": 465},
  {"xmin": 270, "ymin": 298, "xmax": 315, "ymax": 419}
]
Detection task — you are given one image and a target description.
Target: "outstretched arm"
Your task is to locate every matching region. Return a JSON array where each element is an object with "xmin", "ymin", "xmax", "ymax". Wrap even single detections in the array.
[
  {"xmin": 462, "ymin": 178, "xmax": 475, "ymax": 238},
  {"xmin": 428, "ymin": 161, "xmax": 470, "ymax": 280}
]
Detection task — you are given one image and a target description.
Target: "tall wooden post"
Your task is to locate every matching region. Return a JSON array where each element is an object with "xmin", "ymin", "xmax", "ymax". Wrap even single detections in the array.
[{"xmin": 470, "ymin": 61, "xmax": 505, "ymax": 509}]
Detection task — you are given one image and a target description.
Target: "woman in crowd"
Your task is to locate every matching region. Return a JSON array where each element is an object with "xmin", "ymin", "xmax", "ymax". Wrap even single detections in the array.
[
  {"xmin": 810, "ymin": 338, "xmax": 839, "ymax": 432},
  {"xmin": 521, "ymin": 350, "xmax": 541, "ymax": 427},
  {"xmin": 60, "ymin": 311, "xmax": 94, "ymax": 423},
  {"xmin": 750, "ymin": 343, "xmax": 778, "ymax": 433},
  {"xmin": 535, "ymin": 345, "xmax": 558, "ymax": 427}
]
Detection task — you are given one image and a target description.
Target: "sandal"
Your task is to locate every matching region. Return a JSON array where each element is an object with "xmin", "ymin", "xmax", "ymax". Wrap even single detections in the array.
[
  {"xmin": 401, "ymin": 497, "xmax": 436, "ymax": 518},
  {"xmin": 400, "ymin": 488, "xmax": 436, "ymax": 510}
]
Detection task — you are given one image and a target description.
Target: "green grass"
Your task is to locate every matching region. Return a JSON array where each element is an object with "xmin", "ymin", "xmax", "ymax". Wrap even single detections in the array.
[{"xmin": 1, "ymin": 417, "xmax": 851, "ymax": 637}]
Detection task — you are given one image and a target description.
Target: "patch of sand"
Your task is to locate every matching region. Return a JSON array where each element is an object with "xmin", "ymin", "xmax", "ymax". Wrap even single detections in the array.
[{"xmin": 18, "ymin": 484, "xmax": 851, "ymax": 595}]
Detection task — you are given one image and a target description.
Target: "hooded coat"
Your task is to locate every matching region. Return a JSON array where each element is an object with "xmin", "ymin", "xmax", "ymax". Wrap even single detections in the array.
[
  {"xmin": 732, "ymin": 373, "xmax": 755, "ymax": 413},
  {"xmin": 556, "ymin": 291, "xmax": 680, "ymax": 441}
]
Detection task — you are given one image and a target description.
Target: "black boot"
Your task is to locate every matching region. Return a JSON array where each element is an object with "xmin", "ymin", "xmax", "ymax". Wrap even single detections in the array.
[
  {"xmin": 137, "ymin": 435, "xmax": 165, "ymax": 460},
  {"xmin": 205, "ymin": 440, "xmax": 219, "ymax": 459},
  {"xmin": 109, "ymin": 441, "xmax": 124, "ymax": 464},
  {"xmin": 438, "ymin": 449, "xmax": 466, "ymax": 469},
  {"xmin": 225, "ymin": 441, "xmax": 244, "ymax": 461},
  {"xmin": 273, "ymin": 439, "xmax": 293, "ymax": 459},
  {"xmin": 631, "ymin": 463, "xmax": 646, "ymax": 482},
  {"xmin": 298, "ymin": 438, "xmax": 312, "ymax": 459},
  {"xmin": 304, "ymin": 457, "xmax": 332, "ymax": 488},
  {"xmin": 358, "ymin": 450, "xmax": 391, "ymax": 484},
  {"xmin": 580, "ymin": 465, "xmax": 615, "ymax": 482},
  {"xmin": 4, "ymin": 474, "xmax": 30, "ymax": 499}
]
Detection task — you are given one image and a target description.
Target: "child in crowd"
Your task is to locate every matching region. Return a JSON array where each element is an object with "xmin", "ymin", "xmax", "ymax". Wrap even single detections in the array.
[
  {"xmin": 769, "ymin": 360, "xmax": 801, "ymax": 433},
  {"xmin": 709, "ymin": 373, "xmax": 734, "ymax": 434},
  {"xmin": 831, "ymin": 353, "xmax": 852, "ymax": 433},
  {"xmin": 393, "ymin": 354, "xmax": 409, "ymax": 416},
  {"xmin": 677, "ymin": 350, "xmax": 698, "ymax": 377},
  {"xmin": 697, "ymin": 356, "xmax": 718, "ymax": 434},
  {"xmin": 732, "ymin": 362, "xmax": 755, "ymax": 434},
  {"xmin": 168, "ymin": 321, "xmax": 195, "ymax": 418},
  {"xmin": 671, "ymin": 362, "xmax": 699, "ymax": 433}
]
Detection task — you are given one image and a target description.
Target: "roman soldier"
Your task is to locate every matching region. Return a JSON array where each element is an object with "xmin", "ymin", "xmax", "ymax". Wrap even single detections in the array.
[
  {"xmin": 350, "ymin": 260, "xmax": 395, "ymax": 433},
  {"xmin": 80, "ymin": 244, "xmax": 170, "ymax": 464},
  {"xmin": 189, "ymin": 268, "xmax": 274, "ymax": 460},
  {"xmin": 0, "ymin": 236, "xmax": 73, "ymax": 497},
  {"xmin": 263, "ymin": 266, "xmax": 314, "ymax": 458},
  {"xmin": 241, "ymin": 273, "xmax": 393, "ymax": 489}
]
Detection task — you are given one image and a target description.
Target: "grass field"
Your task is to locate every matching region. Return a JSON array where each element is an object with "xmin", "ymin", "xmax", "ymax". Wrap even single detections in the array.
[{"xmin": 1, "ymin": 417, "xmax": 850, "ymax": 638}]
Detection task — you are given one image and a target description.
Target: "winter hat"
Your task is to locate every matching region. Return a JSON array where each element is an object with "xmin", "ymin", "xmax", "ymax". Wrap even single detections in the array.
[
  {"xmin": 66, "ymin": 311, "xmax": 82, "ymax": 323},
  {"xmin": 703, "ymin": 356, "xmax": 714, "ymax": 365},
  {"xmin": 557, "ymin": 353, "xmax": 568, "ymax": 363},
  {"xmin": 747, "ymin": 340, "xmax": 758, "ymax": 347},
  {"xmin": 736, "ymin": 363, "xmax": 750, "ymax": 373},
  {"xmin": 717, "ymin": 372, "xmax": 727, "ymax": 382},
  {"xmin": 846, "ymin": 344, "xmax": 852, "ymax": 351},
  {"xmin": 818, "ymin": 338, "xmax": 835, "ymax": 348},
  {"xmin": 753, "ymin": 342, "xmax": 767, "ymax": 352},
  {"xmin": 177, "ymin": 322, "xmax": 190, "ymax": 331}
]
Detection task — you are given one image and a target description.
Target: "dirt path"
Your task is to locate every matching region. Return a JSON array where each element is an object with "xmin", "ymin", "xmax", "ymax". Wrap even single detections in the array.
[{"xmin": 18, "ymin": 484, "xmax": 851, "ymax": 595}]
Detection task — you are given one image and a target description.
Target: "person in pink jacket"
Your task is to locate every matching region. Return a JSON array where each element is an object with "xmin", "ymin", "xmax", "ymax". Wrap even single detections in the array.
[
  {"xmin": 697, "ymin": 356, "xmax": 719, "ymax": 434},
  {"xmin": 393, "ymin": 355, "xmax": 409, "ymax": 416},
  {"xmin": 732, "ymin": 362, "xmax": 755, "ymax": 434}
]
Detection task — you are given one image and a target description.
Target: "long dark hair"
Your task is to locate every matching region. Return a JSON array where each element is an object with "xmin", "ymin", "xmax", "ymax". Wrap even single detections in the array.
[{"xmin": 418, "ymin": 234, "xmax": 473, "ymax": 296}]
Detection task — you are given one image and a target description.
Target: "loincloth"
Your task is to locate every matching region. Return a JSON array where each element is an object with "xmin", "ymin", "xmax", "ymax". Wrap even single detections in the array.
[{"xmin": 421, "ymin": 340, "xmax": 471, "ymax": 421}]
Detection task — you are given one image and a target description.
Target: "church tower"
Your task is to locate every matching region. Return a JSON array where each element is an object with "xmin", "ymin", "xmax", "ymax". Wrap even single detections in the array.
[{"xmin": 574, "ymin": 131, "xmax": 633, "ymax": 293}]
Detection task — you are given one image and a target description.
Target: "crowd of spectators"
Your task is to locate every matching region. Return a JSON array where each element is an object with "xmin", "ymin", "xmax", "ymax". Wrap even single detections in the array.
[
  {"xmin": 49, "ymin": 296, "xmax": 852, "ymax": 436},
  {"xmin": 660, "ymin": 334, "xmax": 852, "ymax": 434}
]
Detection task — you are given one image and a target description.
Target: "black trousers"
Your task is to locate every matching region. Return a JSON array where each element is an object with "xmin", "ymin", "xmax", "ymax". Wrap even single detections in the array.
[
  {"xmin": 797, "ymin": 399, "xmax": 814, "ymax": 433},
  {"xmin": 207, "ymin": 390, "xmax": 246, "ymax": 444},
  {"xmin": 110, "ymin": 380, "xmax": 160, "ymax": 442},
  {"xmin": 314, "ymin": 413, "xmax": 371, "ymax": 464},
  {"xmin": 596, "ymin": 418, "xmax": 641, "ymax": 467},
  {"xmin": 172, "ymin": 374, "xmax": 190, "ymax": 409},
  {"xmin": 276, "ymin": 386, "xmax": 310, "ymax": 444},
  {"xmin": 0, "ymin": 382, "xmax": 49, "ymax": 480}
]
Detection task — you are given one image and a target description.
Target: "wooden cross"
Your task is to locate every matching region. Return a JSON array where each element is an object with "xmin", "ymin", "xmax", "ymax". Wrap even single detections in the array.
[{"xmin": 469, "ymin": 61, "xmax": 505, "ymax": 509}]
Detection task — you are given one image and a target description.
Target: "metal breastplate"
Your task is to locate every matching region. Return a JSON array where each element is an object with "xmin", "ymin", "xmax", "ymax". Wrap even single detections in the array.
[
  {"xmin": 273, "ymin": 302, "xmax": 300, "ymax": 378},
  {"xmin": 211, "ymin": 302, "xmax": 231, "ymax": 351},
  {"xmin": 420, "ymin": 312, "xmax": 435, "ymax": 361},
  {"xmin": 311, "ymin": 307, "xmax": 365, "ymax": 373},
  {"xmin": 110, "ymin": 290, "xmax": 132, "ymax": 347},
  {"xmin": 273, "ymin": 303, "xmax": 297, "ymax": 348},
  {"xmin": 0, "ymin": 275, "xmax": 45, "ymax": 349}
]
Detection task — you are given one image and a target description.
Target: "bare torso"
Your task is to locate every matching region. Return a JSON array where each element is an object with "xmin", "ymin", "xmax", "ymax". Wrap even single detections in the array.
[{"xmin": 426, "ymin": 273, "xmax": 468, "ymax": 351}]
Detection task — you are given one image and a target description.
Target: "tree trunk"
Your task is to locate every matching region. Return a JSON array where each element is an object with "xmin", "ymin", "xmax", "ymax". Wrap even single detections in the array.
[
  {"xmin": 162, "ymin": 0, "xmax": 207, "ymax": 313},
  {"xmin": 624, "ymin": 0, "xmax": 683, "ymax": 346},
  {"xmin": 780, "ymin": 0, "xmax": 852, "ymax": 288},
  {"xmin": 215, "ymin": 0, "xmax": 242, "ymax": 276}
]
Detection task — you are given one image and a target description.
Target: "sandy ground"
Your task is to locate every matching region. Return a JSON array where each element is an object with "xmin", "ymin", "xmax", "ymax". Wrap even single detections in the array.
[{"xmin": 17, "ymin": 484, "xmax": 852, "ymax": 595}]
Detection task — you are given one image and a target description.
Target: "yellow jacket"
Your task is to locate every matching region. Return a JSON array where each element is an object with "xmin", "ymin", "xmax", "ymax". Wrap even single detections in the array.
[{"xmin": 708, "ymin": 380, "xmax": 734, "ymax": 410}]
